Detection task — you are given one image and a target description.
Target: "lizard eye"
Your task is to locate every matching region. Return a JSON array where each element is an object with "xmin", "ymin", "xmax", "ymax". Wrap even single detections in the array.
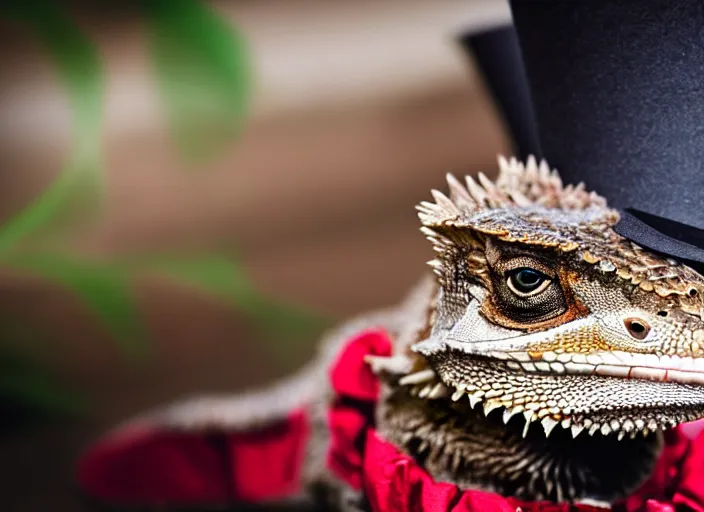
[
  {"xmin": 506, "ymin": 268, "xmax": 551, "ymax": 297},
  {"xmin": 483, "ymin": 241, "xmax": 569, "ymax": 326},
  {"xmin": 490, "ymin": 258, "xmax": 568, "ymax": 324}
]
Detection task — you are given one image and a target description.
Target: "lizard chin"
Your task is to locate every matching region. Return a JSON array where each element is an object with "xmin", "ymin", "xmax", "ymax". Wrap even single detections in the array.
[
  {"xmin": 378, "ymin": 378, "xmax": 665, "ymax": 504},
  {"xmin": 400, "ymin": 340, "xmax": 704, "ymax": 440}
]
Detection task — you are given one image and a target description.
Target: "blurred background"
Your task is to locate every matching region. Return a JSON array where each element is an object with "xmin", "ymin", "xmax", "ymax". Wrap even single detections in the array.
[{"xmin": 0, "ymin": 0, "xmax": 513, "ymax": 509}]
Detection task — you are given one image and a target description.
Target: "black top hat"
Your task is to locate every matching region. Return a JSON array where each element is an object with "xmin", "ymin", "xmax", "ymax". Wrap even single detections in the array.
[{"xmin": 461, "ymin": 0, "xmax": 704, "ymax": 273}]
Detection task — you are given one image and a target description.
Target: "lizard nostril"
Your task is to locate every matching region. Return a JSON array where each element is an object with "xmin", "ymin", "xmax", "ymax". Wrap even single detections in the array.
[{"xmin": 624, "ymin": 318, "xmax": 650, "ymax": 340}]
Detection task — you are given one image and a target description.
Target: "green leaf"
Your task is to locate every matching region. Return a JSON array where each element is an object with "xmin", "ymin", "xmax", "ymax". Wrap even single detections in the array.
[
  {"xmin": 0, "ymin": 159, "xmax": 101, "ymax": 254},
  {"xmin": 0, "ymin": 0, "xmax": 103, "ymax": 252},
  {"xmin": 2, "ymin": 253, "xmax": 147, "ymax": 360},
  {"xmin": 242, "ymin": 294, "xmax": 331, "ymax": 343},
  {"xmin": 0, "ymin": 2, "xmax": 112, "ymax": 415},
  {"xmin": 122, "ymin": 253, "xmax": 330, "ymax": 353},
  {"xmin": 140, "ymin": 253, "xmax": 258, "ymax": 307},
  {"xmin": 0, "ymin": 349, "xmax": 85, "ymax": 418},
  {"xmin": 141, "ymin": 0, "xmax": 252, "ymax": 162},
  {"xmin": 0, "ymin": 320, "xmax": 85, "ymax": 417}
]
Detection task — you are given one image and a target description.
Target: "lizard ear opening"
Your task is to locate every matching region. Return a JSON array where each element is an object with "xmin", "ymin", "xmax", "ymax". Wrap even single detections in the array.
[{"xmin": 624, "ymin": 317, "xmax": 651, "ymax": 340}]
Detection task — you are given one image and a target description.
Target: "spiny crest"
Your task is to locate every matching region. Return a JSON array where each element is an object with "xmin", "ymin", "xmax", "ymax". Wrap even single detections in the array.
[
  {"xmin": 415, "ymin": 155, "xmax": 608, "ymax": 229},
  {"xmin": 418, "ymin": 155, "xmax": 704, "ymax": 317},
  {"xmin": 417, "ymin": 155, "xmax": 614, "ymax": 286}
]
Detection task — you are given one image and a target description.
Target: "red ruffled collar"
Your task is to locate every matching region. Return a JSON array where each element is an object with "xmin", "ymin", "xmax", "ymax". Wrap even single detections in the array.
[{"xmin": 327, "ymin": 329, "xmax": 704, "ymax": 512}]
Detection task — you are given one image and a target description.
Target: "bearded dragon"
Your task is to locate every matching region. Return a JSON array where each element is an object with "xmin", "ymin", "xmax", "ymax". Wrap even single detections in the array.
[{"xmin": 79, "ymin": 156, "xmax": 704, "ymax": 510}]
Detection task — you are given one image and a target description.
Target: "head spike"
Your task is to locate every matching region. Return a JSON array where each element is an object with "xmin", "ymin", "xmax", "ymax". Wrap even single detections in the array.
[
  {"xmin": 446, "ymin": 173, "xmax": 473, "ymax": 206},
  {"xmin": 525, "ymin": 158, "xmax": 539, "ymax": 179},
  {"xmin": 522, "ymin": 413, "xmax": 536, "ymax": 438},
  {"xmin": 497, "ymin": 154, "xmax": 511, "ymax": 173},
  {"xmin": 398, "ymin": 369, "xmax": 436, "ymax": 386},
  {"xmin": 508, "ymin": 188, "xmax": 532, "ymax": 207},
  {"xmin": 483, "ymin": 401, "xmax": 501, "ymax": 417},
  {"xmin": 469, "ymin": 393, "xmax": 482, "ymax": 409},
  {"xmin": 465, "ymin": 175, "xmax": 488, "ymax": 205},
  {"xmin": 526, "ymin": 154, "xmax": 538, "ymax": 173},
  {"xmin": 430, "ymin": 189, "xmax": 460, "ymax": 216},
  {"xmin": 541, "ymin": 417, "xmax": 558, "ymax": 437},
  {"xmin": 503, "ymin": 407, "xmax": 522, "ymax": 424},
  {"xmin": 419, "ymin": 226, "xmax": 436, "ymax": 237},
  {"xmin": 364, "ymin": 354, "xmax": 412, "ymax": 376},
  {"xmin": 538, "ymin": 159, "xmax": 550, "ymax": 180},
  {"xmin": 571, "ymin": 424, "xmax": 585, "ymax": 438},
  {"xmin": 477, "ymin": 172, "xmax": 496, "ymax": 192},
  {"xmin": 428, "ymin": 383, "xmax": 449, "ymax": 400},
  {"xmin": 426, "ymin": 259, "xmax": 443, "ymax": 273},
  {"xmin": 418, "ymin": 200, "xmax": 442, "ymax": 213},
  {"xmin": 418, "ymin": 384, "xmax": 433, "ymax": 398}
]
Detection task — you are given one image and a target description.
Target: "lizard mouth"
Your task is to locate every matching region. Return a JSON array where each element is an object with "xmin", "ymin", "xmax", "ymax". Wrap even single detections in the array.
[
  {"xmin": 443, "ymin": 342, "xmax": 704, "ymax": 386},
  {"xmin": 398, "ymin": 340, "xmax": 704, "ymax": 440}
]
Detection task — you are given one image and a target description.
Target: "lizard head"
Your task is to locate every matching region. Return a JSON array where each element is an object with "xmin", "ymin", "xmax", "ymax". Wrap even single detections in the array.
[{"xmin": 403, "ymin": 156, "xmax": 704, "ymax": 440}]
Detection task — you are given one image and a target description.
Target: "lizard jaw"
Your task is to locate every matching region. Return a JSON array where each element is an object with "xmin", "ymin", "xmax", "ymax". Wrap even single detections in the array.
[
  {"xmin": 396, "ymin": 363, "xmax": 704, "ymax": 440},
  {"xmin": 397, "ymin": 326, "xmax": 704, "ymax": 441},
  {"xmin": 432, "ymin": 337, "xmax": 704, "ymax": 386},
  {"xmin": 411, "ymin": 316, "xmax": 704, "ymax": 387},
  {"xmin": 499, "ymin": 350, "xmax": 704, "ymax": 385}
]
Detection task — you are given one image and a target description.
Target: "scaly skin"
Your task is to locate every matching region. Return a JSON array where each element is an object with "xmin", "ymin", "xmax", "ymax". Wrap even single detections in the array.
[
  {"xmin": 369, "ymin": 156, "xmax": 704, "ymax": 505},
  {"xmin": 120, "ymin": 156, "xmax": 704, "ymax": 509}
]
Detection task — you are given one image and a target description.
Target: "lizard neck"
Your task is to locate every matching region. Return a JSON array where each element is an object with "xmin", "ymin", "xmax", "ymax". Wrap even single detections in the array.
[{"xmin": 377, "ymin": 386, "xmax": 663, "ymax": 504}]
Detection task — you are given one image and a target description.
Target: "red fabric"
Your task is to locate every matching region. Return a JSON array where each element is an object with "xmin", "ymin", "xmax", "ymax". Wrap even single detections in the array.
[
  {"xmin": 77, "ymin": 409, "xmax": 308, "ymax": 507},
  {"xmin": 614, "ymin": 428, "xmax": 692, "ymax": 512},
  {"xmin": 670, "ymin": 428, "xmax": 704, "ymax": 511},
  {"xmin": 329, "ymin": 328, "xmax": 391, "ymax": 401},
  {"xmin": 227, "ymin": 409, "xmax": 309, "ymax": 502},
  {"xmin": 327, "ymin": 404, "xmax": 368, "ymax": 490},
  {"xmin": 77, "ymin": 424, "xmax": 231, "ymax": 505},
  {"xmin": 363, "ymin": 430, "xmax": 516, "ymax": 512},
  {"xmin": 327, "ymin": 329, "xmax": 393, "ymax": 489}
]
